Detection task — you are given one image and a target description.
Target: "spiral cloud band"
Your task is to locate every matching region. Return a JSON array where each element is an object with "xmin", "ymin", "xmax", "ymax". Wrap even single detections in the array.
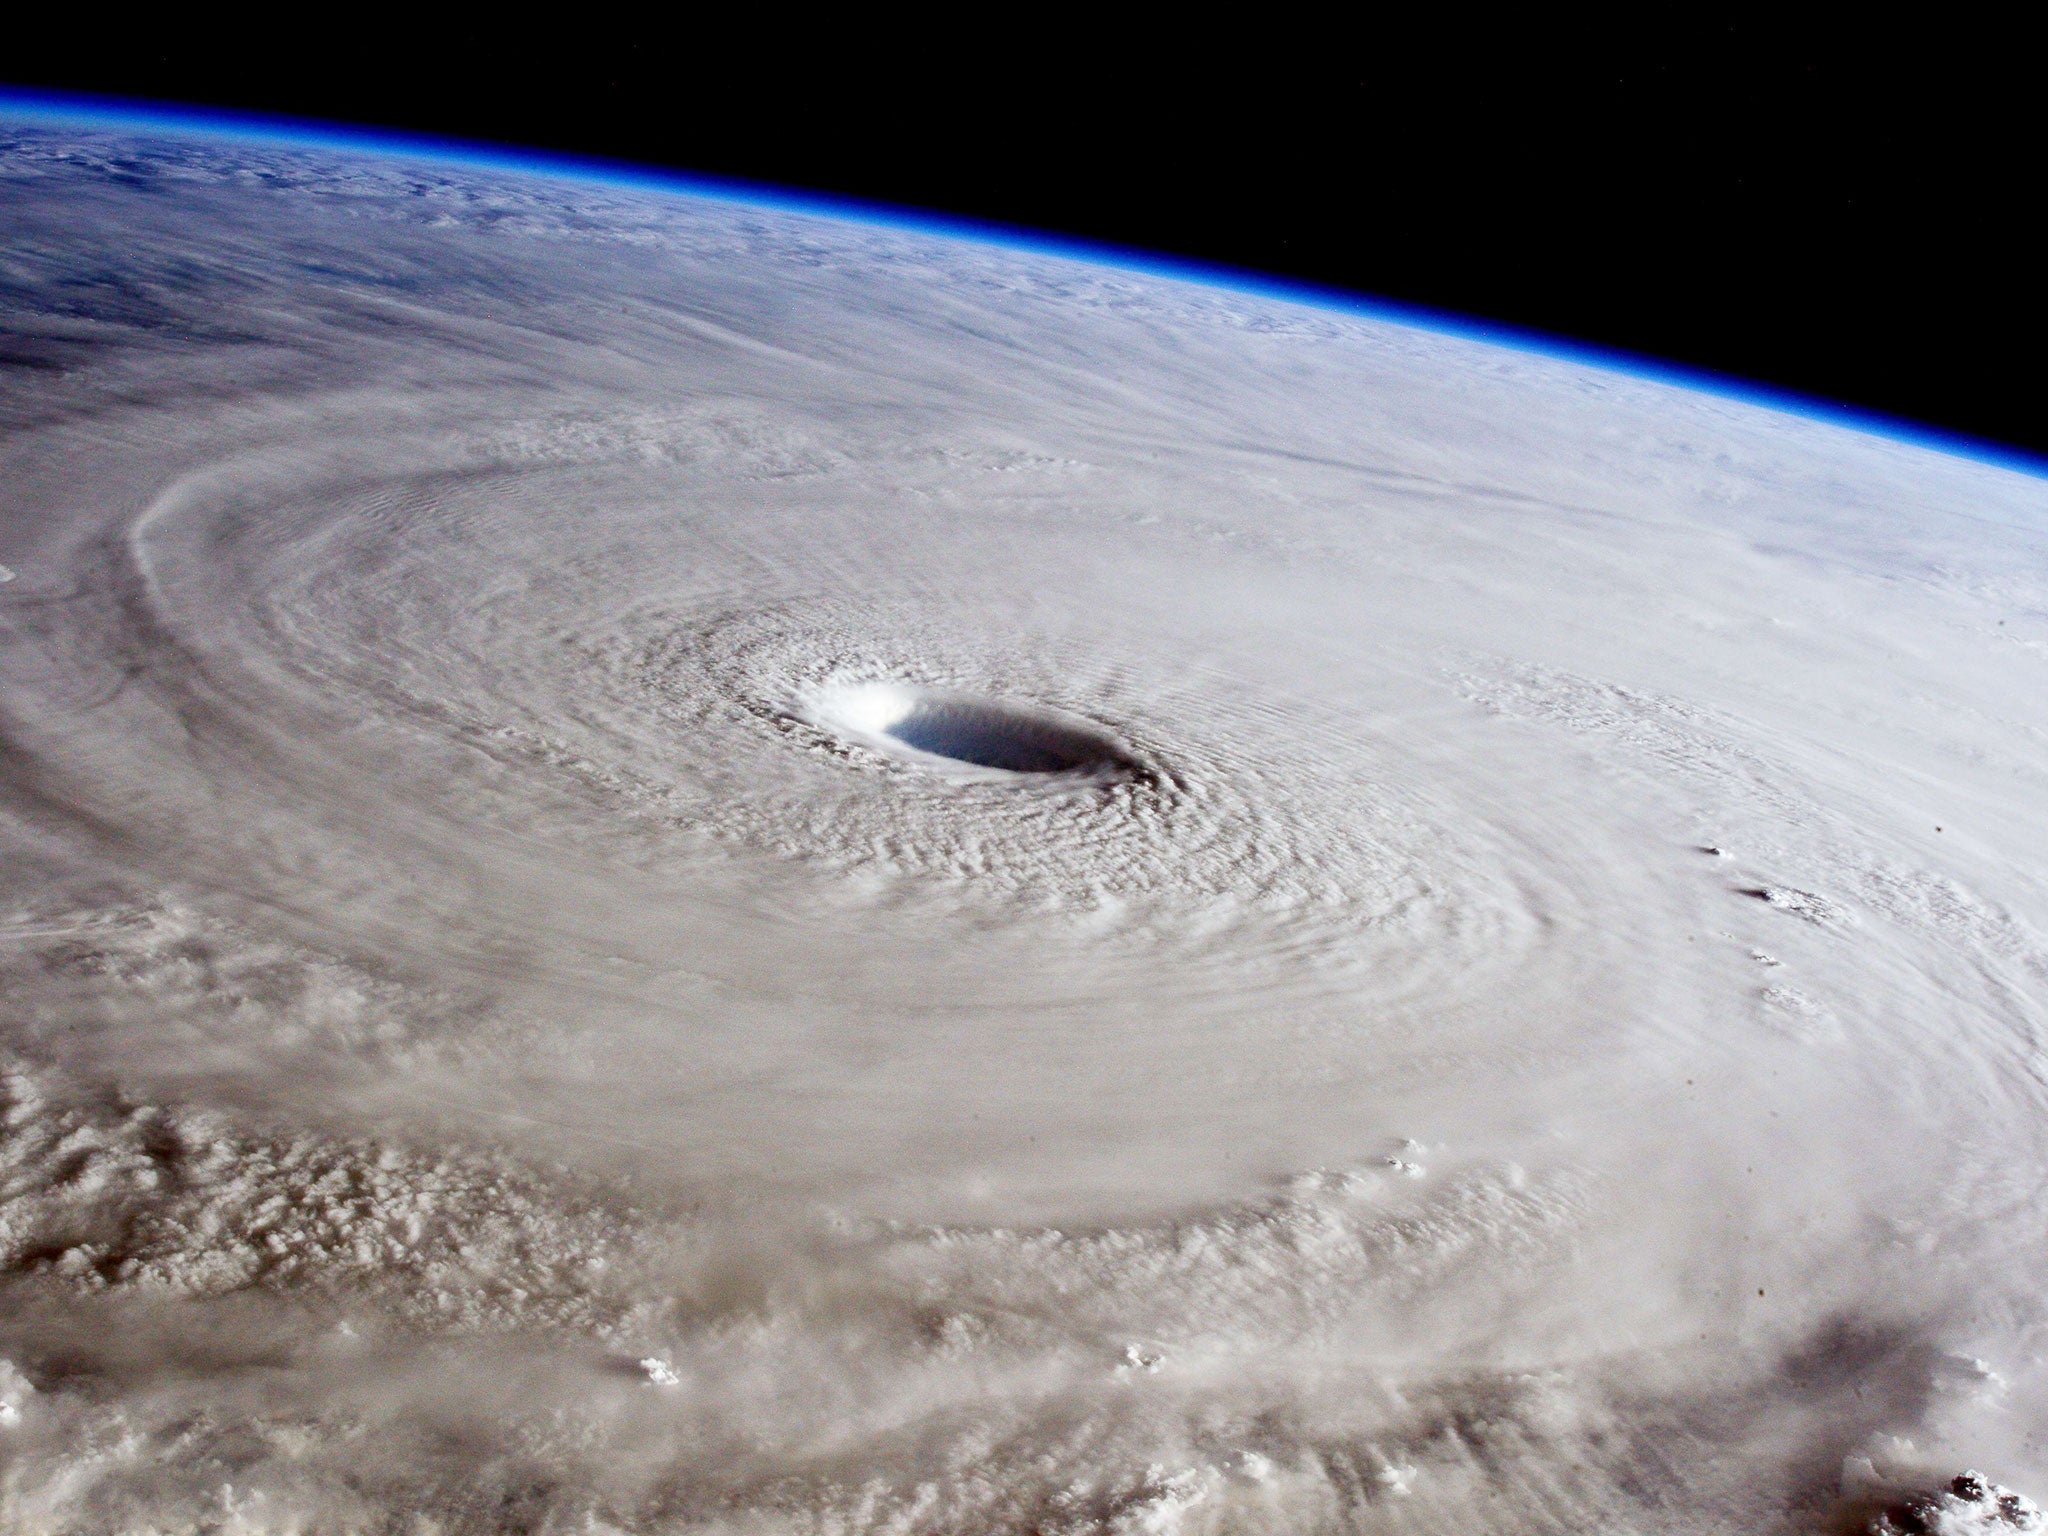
[{"xmin": 1, "ymin": 116, "xmax": 2045, "ymax": 1533}]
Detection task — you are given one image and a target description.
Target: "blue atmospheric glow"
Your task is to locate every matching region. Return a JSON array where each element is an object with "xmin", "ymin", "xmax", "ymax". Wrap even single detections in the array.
[{"xmin": 1, "ymin": 85, "xmax": 2041, "ymax": 481}]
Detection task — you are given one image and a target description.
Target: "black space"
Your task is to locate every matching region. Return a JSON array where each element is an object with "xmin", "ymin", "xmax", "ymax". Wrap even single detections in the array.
[{"xmin": 5, "ymin": 19, "xmax": 2040, "ymax": 461}]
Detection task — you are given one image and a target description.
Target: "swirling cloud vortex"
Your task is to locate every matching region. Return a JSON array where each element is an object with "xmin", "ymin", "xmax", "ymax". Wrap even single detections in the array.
[{"xmin": 1, "ymin": 118, "xmax": 2046, "ymax": 1534}]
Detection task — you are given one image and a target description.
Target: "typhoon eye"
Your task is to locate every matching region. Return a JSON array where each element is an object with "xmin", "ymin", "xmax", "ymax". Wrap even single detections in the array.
[{"xmin": 800, "ymin": 681, "xmax": 1145, "ymax": 782}]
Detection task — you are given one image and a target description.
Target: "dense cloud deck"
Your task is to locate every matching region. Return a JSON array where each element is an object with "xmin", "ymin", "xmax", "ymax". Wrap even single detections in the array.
[{"xmin": 1, "ymin": 110, "xmax": 2045, "ymax": 1534}]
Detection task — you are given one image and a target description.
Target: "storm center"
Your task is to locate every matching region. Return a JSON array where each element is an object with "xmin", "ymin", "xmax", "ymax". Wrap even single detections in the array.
[{"xmin": 805, "ymin": 682, "xmax": 1137, "ymax": 779}]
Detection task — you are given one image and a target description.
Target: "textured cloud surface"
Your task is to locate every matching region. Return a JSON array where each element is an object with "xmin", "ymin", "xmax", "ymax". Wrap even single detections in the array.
[{"xmin": 1, "ymin": 118, "xmax": 2046, "ymax": 1533}]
